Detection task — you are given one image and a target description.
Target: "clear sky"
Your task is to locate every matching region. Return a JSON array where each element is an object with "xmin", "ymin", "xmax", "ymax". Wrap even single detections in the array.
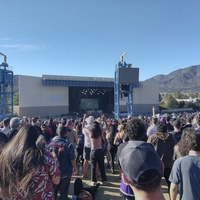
[{"xmin": 0, "ymin": 0, "xmax": 200, "ymax": 81}]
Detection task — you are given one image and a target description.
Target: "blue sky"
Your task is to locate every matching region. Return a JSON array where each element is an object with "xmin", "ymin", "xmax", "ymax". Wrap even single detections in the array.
[{"xmin": 0, "ymin": 0, "xmax": 200, "ymax": 81}]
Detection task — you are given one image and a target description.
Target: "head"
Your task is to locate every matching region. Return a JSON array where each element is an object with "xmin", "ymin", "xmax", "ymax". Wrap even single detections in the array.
[
  {"xmin": 9, "ymin": 117, "xmax": 21, "ymax": 130},
  {"xmin": 91, "ymin": 121, "xmax": 102, "ymax": 139},
  {"xmin": 119, "ymin": 141, "xmax": 163, "ymax": 192},
  {"xmin": 156, "ymin": 122, "xmax": 167, "ymax": 133},
  {"xmin": 186, "ymin": 115, "xmax": 192, "ymax": 124},
  {"xmin": 10, "ymin": 124, "xmax": 41, "ymax": 149},
  {"xmin": 57, "ymin": 124, "xmax": 70, "ymax": 138},
  {"xmin": 184, "ymin": 128, "xmax": 200, "ymax": 151},
  {"xmin": 85, "ymin": 116, "xmax": 94, "ymax": 125},
  {"xmin": 2, "ymin": 118, "xmax": 10, "ymax": 127},
  {"xmin": 67, "ymin": 119, "xmax": 73, "ymax": 128},
  {"xmin": 42, "ymin": 130, "xmax": 52, "ymax": 142},
  {"xmin": 173, "ymin": 119, "xmax": 181, "ymax": 129},
  {"xmin": 125, "ymin": 118, "xmax": 147, "ymax": 141},
  {"xmin": 176, "ymin": 128, "xmax": 191, "ymax": 157},
  {"xmin": 31, "ymin": 116, "xmax": 38, "ymax": 124},
  {"xmin": 117, "ymin": 124, "xmax": 125, "ymax": 132},
  {"xmin": 159, "ymin": 117, "xmax": 166, "ymax": 124}
]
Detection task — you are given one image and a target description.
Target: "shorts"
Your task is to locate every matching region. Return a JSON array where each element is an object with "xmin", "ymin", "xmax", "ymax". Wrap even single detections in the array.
[{"xmin": 83, "ymin": 147, "xmax": 91, "ymax": 160}]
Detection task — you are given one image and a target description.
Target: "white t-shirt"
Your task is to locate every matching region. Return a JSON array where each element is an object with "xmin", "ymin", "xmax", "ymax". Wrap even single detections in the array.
[
  {"xmin": 82, "ymin": 124, "xmax": 92, "ymax": 148},
  {"xmin": 147, "ymin": 124, "xmax": 157, "ymax": 137}
]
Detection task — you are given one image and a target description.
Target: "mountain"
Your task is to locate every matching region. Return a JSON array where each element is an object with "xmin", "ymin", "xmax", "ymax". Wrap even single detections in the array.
[{"xmin": 144, "ymin": 65, "xmax": 200, "ymax": 92}]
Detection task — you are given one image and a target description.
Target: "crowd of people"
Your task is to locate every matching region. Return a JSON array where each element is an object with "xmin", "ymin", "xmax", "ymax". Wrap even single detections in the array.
[{"xmin": 0, "ymin": 108, "xmax": 200, "ymax": 200}]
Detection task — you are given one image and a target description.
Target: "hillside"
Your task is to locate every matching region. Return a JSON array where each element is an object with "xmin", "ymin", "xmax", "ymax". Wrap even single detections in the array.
[{"xmin": 144, "ymin": 65, "xmax": 200, "ymax": 92}]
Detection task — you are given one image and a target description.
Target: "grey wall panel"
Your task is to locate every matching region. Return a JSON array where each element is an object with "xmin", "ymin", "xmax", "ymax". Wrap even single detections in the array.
[{"xmin": 18, "ymin": 106, "xmax": 69, "ymax": 118}]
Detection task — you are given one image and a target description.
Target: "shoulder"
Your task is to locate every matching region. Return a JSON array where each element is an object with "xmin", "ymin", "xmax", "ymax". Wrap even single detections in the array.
[
  {"xmin": 117, "ymin": 142, "xmax": 128, "ymax": 156},
  {"xmin": 173, "ymin": 156, "xmax": 189, "ymax": 167}
]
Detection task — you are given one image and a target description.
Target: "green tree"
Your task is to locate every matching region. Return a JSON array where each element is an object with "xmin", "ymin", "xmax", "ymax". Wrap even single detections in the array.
[
  {"xmin": 174, "ymin": 91, "xmax": 182, "ymax": 99},
  {"xmin": 164, "ymin": 93, "xmax": 179, "ymax": 109},
  {"xmin": 14, "ymin": 93, "xmax": 19, "ymax": 105}
]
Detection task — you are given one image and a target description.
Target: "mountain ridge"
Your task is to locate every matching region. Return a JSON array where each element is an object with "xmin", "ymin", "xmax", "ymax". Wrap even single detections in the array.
[{"xmin": 144, "ymin": 65, "xmax": 200, "ymax": 92}]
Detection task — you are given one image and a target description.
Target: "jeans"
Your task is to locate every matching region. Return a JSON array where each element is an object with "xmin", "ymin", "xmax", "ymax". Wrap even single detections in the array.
[
  {"xmin": 90, "ymin": 149, "xmax": 107, "ymax": 182},
  {"xmin": 53, "ymin": 176, "xmax": 71, "ymax": 200}
]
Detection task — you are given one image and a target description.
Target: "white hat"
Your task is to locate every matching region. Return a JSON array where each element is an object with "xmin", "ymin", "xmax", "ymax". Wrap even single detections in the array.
[
  {"xmin": 85, "ymin": 116, "xmax": 94, "ymax": 125},
  {"xmin": 127, "ymin": 115, "xmax": 131, "ymax": 119}
]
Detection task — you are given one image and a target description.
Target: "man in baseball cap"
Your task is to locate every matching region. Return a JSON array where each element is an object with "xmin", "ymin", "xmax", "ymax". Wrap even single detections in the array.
[{"xmin": 119, "ymin": 141, "xmax": 165, "ymax": 200}]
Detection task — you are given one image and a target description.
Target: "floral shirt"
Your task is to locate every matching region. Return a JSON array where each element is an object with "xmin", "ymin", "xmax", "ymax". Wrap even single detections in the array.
[{"xmin": 12, "ymin": 149, "xmax": 60, "ymax": 200}]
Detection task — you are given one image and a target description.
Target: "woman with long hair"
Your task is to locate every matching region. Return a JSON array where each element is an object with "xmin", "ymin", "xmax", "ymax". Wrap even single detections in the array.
[
  {"xmin": 0, "ymin": 124, "xmax": 60, "ymax": 200},
  {"xmin": 90, "ymin": 121, "xmax": 108, "ymax": 186},
  {"xmin": 148, "ymin": 121, "xmax": 175, "ymax": 194},
  {"xmin": 83, "ymin": 117, "xmax": 108, "ymax": 186}
]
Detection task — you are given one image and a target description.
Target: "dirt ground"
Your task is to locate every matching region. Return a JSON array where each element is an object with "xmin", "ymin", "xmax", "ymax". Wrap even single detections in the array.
[{"xmin": 68, "ymin": 162, "xmax": 171, "ymax": 200}]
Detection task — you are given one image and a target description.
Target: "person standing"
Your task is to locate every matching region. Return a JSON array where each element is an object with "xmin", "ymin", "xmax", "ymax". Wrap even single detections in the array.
[
  {"xmin": 117, "ymin": 117, "xmax": 147, "ymax": 200},
  {"xmin": 148, "ymin": 121, "xmax": 175, "ymax": 193},
  {"xmin": 83, "ymin": 120, "xmax": 108, "ymax": 186},
  {"xmin": 119, "ymin": 141, "xmax": 165, "ymax": 200},
  {"xmin": 48, "ymin": 124, "xmax": 78, "ymax": 200},
  {"xmin": 82, "ymin": 115, "xmax": 94, "ymax": 178},
  {"xmin": 0, "ymin": 124, "xmax": 60, "ymax": 199},
  {"xmin": 169, "ymin": 119, "xmax": 182, "ymax": 144},
  {"xmin": 169, "ymin": 128, "xmax": 200, "ymax": 200}
]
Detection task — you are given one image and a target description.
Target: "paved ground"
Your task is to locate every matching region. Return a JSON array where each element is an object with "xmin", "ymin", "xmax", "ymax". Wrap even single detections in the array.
[{"xmin": 68, "ymin": 162, "xmax": 171, "ymax": 200}]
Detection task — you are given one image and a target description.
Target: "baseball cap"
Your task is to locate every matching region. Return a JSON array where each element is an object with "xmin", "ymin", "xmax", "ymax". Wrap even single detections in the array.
[{"xmin": 119, "ymin": 141, "xmax": 162, "ymax": 185}]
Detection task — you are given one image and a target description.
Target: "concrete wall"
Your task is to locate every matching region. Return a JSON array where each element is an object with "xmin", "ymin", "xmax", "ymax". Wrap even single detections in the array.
[
  {"xmin": 16, "ymin": 75, "xmax": 159, "ymax": 118},
  {"xmin": 17, "ymin": 75, "xmax": 69, "ymax": 117}
]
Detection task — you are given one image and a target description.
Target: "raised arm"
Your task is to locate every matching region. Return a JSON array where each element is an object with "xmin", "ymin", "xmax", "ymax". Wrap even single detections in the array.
[{"xmin": 82, "ymin": 113, "xmax": 87, "ymax": 128}]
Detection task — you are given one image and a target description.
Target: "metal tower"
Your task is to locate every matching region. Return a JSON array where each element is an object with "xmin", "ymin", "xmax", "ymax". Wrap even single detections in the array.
[
  {"xmin": 114, "ymin": 52, "xmax": 139, "ymax": 119},
  {"xmin": 0, "ymin": 52, "xmax": 14, "ymax": 120}
]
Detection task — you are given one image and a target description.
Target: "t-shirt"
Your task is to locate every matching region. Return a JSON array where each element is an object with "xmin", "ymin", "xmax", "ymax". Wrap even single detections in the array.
[
  {"xmin": 82, "ymin": 124, "xmax": 92, "ymax": 148},
  {"xmin": 169, "ymin": 155, "xmax": 200, "ymax": 200},
  {"xmin": 147, "ymin": 124, "xmax": 157, "ymax": 137},
  {"xmin": 48, "ymin": 136, "xmax": 76, "ymax": 177}
]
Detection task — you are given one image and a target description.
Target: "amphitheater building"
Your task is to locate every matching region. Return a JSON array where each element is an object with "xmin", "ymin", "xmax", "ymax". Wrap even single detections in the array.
[{"xmin": 14, "ymin": 74, "xmax": 159, "ymax": 118}]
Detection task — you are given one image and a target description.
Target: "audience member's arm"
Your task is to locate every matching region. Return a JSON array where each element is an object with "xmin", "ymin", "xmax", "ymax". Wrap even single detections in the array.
[
  {"xmin": 82, "ymin": 113, "xmax": 87, "ymax": 128},
  {"xmin": 102, "ymin": 114, "xmax": 108, "ymax": 130},
  {"xmin": 170, "ymin": 183, "xmax": 178, "ymax": 200},
  {"xmin": 51, "ymin": 174, "xmax": 60, "ymax": 185},
  {"xmin": 113, "ymin": 133, "xmax": 119, "ymax": 145},
  {"xmin": 152, "ymin": 106, "xmax": 156, "ymax": 118},
  {"xmin": 71, "ymin": 159, "xmax": 78, "ymax": 175}
]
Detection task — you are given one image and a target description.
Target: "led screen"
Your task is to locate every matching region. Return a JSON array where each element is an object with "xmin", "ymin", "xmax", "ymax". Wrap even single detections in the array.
[
  {"xmin": 80, "ymin": 99, "xmax": 99, "ymax": 110},
  {"xmin": 118, "ymin": 68, "xmax": 139, "ymax": 84}
]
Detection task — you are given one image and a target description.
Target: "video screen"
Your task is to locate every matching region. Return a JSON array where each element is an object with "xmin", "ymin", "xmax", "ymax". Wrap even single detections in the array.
[{"xmin": 80, "ymin": 99, "xmax": 99, "ymax": 110}]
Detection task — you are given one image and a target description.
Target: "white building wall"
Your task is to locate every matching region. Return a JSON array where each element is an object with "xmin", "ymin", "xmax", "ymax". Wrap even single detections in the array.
[
  {"xmin": 134, "ymin": 81, "xmax": 159, "ymax": 104},
  {"xmin": 19, "ymin": 75, "xmax": 69, "ymax": 107},
  {"xmin": 15, "ymin": 75, "xmax": 158, "ymax": 117}
]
